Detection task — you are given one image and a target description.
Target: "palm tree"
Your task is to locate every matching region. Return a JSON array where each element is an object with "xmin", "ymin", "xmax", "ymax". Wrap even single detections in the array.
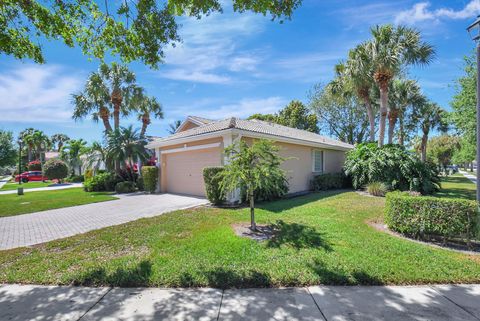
[
  {"xmin": 61, "ymin": 139, "xmax": 88, "ymax": 175},
  {"xmin": 168, "ymin": 120, "xmax": 182, "ymax": 134},
  {"xmin": 136, "ymin": 95, "xmax": 164, "ymax": 138},
  {"xmin": 366, "ymin": 25, "xmax": 435, "ymax": 147},
  {"xmin": 84, "ymin": 141, "xmax": 111, "ymax": 173},
  {"xmin": 388, "ymin": 79, "xmax": 423, "ymax": 144},
  {"xmin": 51, "ymin": 133, "xmax": 70, "ymax": 152},
  {"xmin": 415, "ymin": 101, "xmax": 446, "ymax": 162},
  {"xmin": 106, "ymin": 126, "xmax": 148, "ymax": 178},
  {"xmin": 99, "ymin": 63, "xmax": 137, "ymax": 130},
  {"xmin": 19, "ymin": 128, "xmax": 36, "ymax": 161},
  {"xmin": 72, "ymin": 72, "xmax": 112, "ymax": 133},
  {"xmin": 342, "ymin": 43, "xmax": 376, "ymax": 141}
]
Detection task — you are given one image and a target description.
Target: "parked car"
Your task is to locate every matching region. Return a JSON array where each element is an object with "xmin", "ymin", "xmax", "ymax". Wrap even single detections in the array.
[{"xmin": 15, "ymin": 171, "xmax": 47, "ymax": 183}]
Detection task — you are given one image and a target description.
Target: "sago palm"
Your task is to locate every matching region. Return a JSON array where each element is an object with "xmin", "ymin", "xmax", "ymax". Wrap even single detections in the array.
[
  {"xmin": 366, "ymin": 24, "xmax": 435, "ymax": 147},
  {"xmin": 72, "ymin": 72, "xmax": 112, "ymax": 133}
]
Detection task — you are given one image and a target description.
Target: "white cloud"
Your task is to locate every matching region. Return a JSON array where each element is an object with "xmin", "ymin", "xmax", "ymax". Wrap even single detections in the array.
[
  {"xmin": 162, "ymin": 70, "xmax": 231, "ymax": 84},
  {"xmin": 0, "ymin": 64, "xmax": 81, "ymax": 122},
  {"xmin": 196, "ymin": 97, "xmax": 288, "ymax": 119},
  {"xmin": 395, "ymin": 1, "xmax": 480, "ymax": 25}
]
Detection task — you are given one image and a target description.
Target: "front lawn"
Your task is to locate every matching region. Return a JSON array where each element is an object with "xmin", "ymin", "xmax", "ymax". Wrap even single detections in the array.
[
  {"xmin": 0, "ymin": 190, "xmax": 478, "ymax": 287},
  {"xmin": 0, "ymin": 188, "xmax": 117, "ymax": 217},
  {"xmin": 434, "ymin": 173, "xmax": 475, "ymax": 200},
  {"xmin": 1, "ymin": 181, "xmax": 53, "ymax": 191}
]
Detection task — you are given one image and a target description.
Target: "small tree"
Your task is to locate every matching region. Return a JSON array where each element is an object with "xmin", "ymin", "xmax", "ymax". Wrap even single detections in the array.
[
  {"xmin": 220, "ymin": 139, "xmax": 288, "ymax": 231},
  {"xmin": 43, "ymin": 159, "xmax": 68, "ymax": 183}
]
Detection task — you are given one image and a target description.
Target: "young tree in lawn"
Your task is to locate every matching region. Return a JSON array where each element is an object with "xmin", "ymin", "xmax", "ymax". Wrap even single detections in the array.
[
  {"xmin": 50, "ymin": 134, "xmax": 70, "ymax": 152},
  {"xmin": 366, "ymin": 24, "xmax": 435, "ymax": 147},
  {"xmin": 220, "ymin": 139, "xmax": 288, "ymax": 231},
  {"xmin": 427, "ymin": 135, "xmax": 460, "ymax": 170},
  {"xmin": 2, "ymin": 1, "xmax": 300, "ymax": 68}
]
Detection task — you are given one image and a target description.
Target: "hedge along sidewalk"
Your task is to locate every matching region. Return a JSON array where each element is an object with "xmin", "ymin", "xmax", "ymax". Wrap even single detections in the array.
[
  {"xmin": 385, "ymin": 191, "xmax": 479, "ymax": 245},
  {"xmin": 0, "ymin": 183, "xmax": 83, "ymax": 195}
]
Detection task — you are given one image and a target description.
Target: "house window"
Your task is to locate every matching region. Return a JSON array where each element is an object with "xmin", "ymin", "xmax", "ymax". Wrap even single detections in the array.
[{"xmin": 312, "ymin": 150, "xmax": 324, "ymax": 173}]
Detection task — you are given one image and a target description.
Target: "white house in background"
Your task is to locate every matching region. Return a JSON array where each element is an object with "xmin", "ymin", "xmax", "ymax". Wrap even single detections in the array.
[{"xmin": 146, "ymin": 116, "xmax": 354, "ymax": 201}]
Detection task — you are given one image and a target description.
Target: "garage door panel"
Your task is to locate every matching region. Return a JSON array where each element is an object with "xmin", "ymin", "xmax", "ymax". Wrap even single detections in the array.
[{"xmin": 165, "ymin": 148, "xmax": 221, "ymax": 196}]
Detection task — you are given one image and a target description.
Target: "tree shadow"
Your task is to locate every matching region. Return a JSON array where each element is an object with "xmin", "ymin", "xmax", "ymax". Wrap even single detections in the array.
[
  {"xmin": 257, "ymin": 189, "xmax": 351, "ymax": 213},
  {"xmin": 266, "ymin": 220, "xmax": 333, "ymax": 251},
  {"xmin": 179, "ymin": 268, "xmax": 272, "ymax": 289},
  {"xmin": 308, "ymin": 259, "xmax": 384, "ymax": 285}
]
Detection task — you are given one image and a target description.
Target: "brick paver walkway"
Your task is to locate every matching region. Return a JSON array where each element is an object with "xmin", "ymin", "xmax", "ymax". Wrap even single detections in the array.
[{"xmin": 0, "ymin": 193, "xmax": 208, "ymax": 250}]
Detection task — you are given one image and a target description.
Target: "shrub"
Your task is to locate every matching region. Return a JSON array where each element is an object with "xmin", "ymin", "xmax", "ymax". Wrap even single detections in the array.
[
  {"xmin": 203, "ymin": 167, "xmax": 225, "ymax": 205},
  {"xmin": 366, "ymin": 182, "xmax": 388, "ymax": 196},
  {"xmin": 84, "ymin": 172, "xmax": 121, "ymax": 192},
  {"xmin": 115, "ymin": 181, "xmax": 136, "ymax": 193},
  {"xmin": 66, "ymin": 175, "xmax": 84, "ymax": 183},
  {"xmin": 84, "ymin": 169, "xmax": 93, "ymax": 182},
  {"xmin": 141, "ymin": 166, "xmax": 158, "ymax": 193},
  {"xmin": 344, "ymin": 143, "xmax": 440, "ymax": 194},
  {"xmin": 27, "ymin": 160, "xmax": 41, "ymax": 171},
  {"xmin": 311, "ymin": 173, "xmax": 349, "ymax": 191},
  {"xmin": 43, "ymin": 159, "xmax": 68, "ymax": 182},
  {"xmin": 385, "ymin": 192, "xmax": 479, "ymax": 242},
  {"xmin": 136, "ymin": 177, "xmax": 144, "ymax": 191}
]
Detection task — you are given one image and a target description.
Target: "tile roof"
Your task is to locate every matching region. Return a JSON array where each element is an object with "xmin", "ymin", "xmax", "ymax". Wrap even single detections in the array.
[{"xmin": 151, "ymin": 117, "xmax": 353, "ymax": 150}]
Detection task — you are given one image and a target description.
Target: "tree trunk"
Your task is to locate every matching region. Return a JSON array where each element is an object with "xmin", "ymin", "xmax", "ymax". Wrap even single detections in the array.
[
  {"xmin": 365, "ymin": 100, "xmax": 375, "ymax": 142},
  {"xmin": 398, "ymin": 116, "xmax": 405, "ymax": 146},
  {"xmin": 27, "ymin": 147, "xmax": 32, "ymax": 162},
  {"xmin": 421, "ymin": 133, "xmax": 428, "ymax": 162},
  {"xmin": 249, "ymin": 188, "xmax": 256, "ymax": 231},
  {"xmin": 111, "ymin": 90, "xmax": 122, "ymax": 130},
  {"xmin": 140, "ymin": 116, "xmax": 149, "ymax": 139},
  {"xmin": 58, "ymin": 142, "xmax": 63, "ymax": 152},
  {"xmin": 378, "ymin": 88, "xmax": 388, "ymax": 147},
  {"xmin": 387, "ymin": 108, "xmax": 398, "ymax": 145}
]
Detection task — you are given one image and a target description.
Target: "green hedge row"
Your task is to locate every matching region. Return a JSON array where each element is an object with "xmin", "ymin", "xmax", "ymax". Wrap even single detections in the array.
[
  {"xmin": 141, "ymin": 166, "xmax": 158, "ymax": 193},
  {"xmin": 310, "ymin": 173, "xmax": 350, "ymax": 191},
  {"xmin": 385, "ymin": 191, "xmax": 479, "ymax": 241},
  {"xmin": 203, "ymin": 167, "xmax": 225, "ymax": 205}
]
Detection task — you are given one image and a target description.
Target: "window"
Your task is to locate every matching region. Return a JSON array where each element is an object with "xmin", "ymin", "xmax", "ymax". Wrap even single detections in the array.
[{"xmin": 312, "ymin": 150, "xmax": 323, "ymax": 173}]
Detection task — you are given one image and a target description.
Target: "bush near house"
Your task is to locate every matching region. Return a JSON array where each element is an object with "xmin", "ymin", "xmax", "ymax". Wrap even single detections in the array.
[
  {"xmin": 311, "ymin": 173, "xmax": 350, "ymax": 191},
  {"xmin": 28, "ymin": 160, "xmax": 42, "ymax": 171},
  {"xmin": 65, "ymin": 175, "xmax": 84, "ymax": 183},
  {"xmin": 203, "ymin": 167, "xmax": 225, "ymax": 205},
  {"xmin": 344, "ymin": 143, "xmax": 440, "ymax": 194},
  {"xmin": 43, "ymin": 159, "xmax": 68, "ymax": 182},
  {"xmin": 385, "ymin": 191, "xmax": 479, "ymax": 241},
  {"xmin": 115, "ymin": 181, "xmax": 136, "ymax": 193},
  {"xmin": 366, "ymin": 182, "xmax": 388, "ymax": 196},
  {"xmin": 141, "ymin": 166, "xmax": 158, "ymax": 193},
  {"xmin": 84, "ymin": 172, "xmax": 120, "ymax": 192},
  {"xmin": 84, "ymin": 169, "xmax": 93, "ymax": 182}
]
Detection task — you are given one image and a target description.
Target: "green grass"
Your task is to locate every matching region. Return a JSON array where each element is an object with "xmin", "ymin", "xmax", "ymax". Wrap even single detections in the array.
[
  {"xmin": 434, "ymin": 173, "xmax": 476, "ymax": 200},
  {"xmin": 0, "ymin": 188, "xmax": 117, "ymax": 217},
  {"xmin": 0, "ymin": 190, "xmax": 478, "ymax": 288},
  {"xmin": 1, "ymin": 181, "xmax": 53, "ymax": 191}
]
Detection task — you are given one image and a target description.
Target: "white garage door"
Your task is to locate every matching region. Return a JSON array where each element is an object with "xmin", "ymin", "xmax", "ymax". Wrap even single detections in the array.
[{"xmin": 164, "ymin": 148, "xmax": 222, "ymax": 196}]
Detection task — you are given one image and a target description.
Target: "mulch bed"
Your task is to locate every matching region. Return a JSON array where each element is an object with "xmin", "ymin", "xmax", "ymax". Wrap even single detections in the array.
[{"xmin": 232, "ymin": 223, "xmax": 275, "ymax": 241}]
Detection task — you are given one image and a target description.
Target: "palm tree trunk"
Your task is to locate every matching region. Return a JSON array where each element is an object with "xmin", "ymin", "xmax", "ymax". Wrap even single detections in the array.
[
  {"xmin": 249, "ymin": 187, "xmax": 256, "ymax": 231},
  {"xmin": 387, "ymin": 108, "xmax": 398, "ymax": 144},
  {"xmin": 365, "ymin": 100, "xmax": 375, "ymax": 142},
  {"xmin": 398, "ymin": 116, "xmax": 405, "ymax": 146},
  {"xmin": 378, "ymin": 88, "xmax": 388, "ymax": 147},
  {"xmin": 140, "ymin": 122, "xmax": 148, "ymax": 139},
  {"xmin": 113, "ymin": 104, "xmax": 120, "ymax": 130},
  {"xmin": 27, "ymin": 147, "xmax": 32, "ymax": 162},
  {"xmin": 421, "ymin": 133, "xmax": 428, "ymax": 162}
]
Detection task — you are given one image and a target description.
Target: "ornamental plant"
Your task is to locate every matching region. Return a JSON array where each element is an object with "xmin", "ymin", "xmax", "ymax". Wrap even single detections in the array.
[
  {"xmin": 27, "ymin": 160, "xmax": 41, "ymax": 171},
  {"xmin": 203, "ymin": 167, "xmax": 225, "ymax": 205},
  {"xmin": 141, "ymin": 166, "xmax": 158, "ymax": 193},
  {"xmin": 43, "ymin": 159, "xmax": 68, "ymax": 182}
]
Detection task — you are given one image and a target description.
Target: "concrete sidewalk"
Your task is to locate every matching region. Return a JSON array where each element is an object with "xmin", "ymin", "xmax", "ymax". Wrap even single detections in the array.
[
  {"xmin": 1, "ymin": 284, "xmax": 479, "ymax": 320},
  {"xmin": 0, "ymin": 182, "xmax": 83, "ymax": 195},
  {"xmin": 460, "ymin": 170, "xmax": 477, "ymax": 185}
]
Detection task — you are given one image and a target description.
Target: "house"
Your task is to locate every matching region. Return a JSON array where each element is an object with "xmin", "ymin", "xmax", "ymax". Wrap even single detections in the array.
[{"xmin": 146, "ymin": 116, "xmax": 354, "ymax": 201}]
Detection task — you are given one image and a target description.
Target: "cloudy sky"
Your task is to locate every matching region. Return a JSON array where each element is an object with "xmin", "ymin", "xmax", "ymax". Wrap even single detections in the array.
[{"xmin": 1, "ymin": 0, "xmax": 479, "ymax": 142}]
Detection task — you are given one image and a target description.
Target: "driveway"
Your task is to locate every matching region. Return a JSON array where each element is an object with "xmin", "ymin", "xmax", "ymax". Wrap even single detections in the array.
[{"xmin": 0, "ymin": 193, "xmax": 208, "ymax": 250}]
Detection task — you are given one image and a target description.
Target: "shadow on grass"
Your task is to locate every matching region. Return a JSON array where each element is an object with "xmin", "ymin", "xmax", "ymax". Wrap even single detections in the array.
[
  {"xmin": 257, "ymin": 189, "xmax": 352, "ymax": 213},
  {"xmin": 180, "ymin": 268, "xmax": 272, "ymax": 289},
  {"xmin": 266, "ymin": 220, "xmax": 332, "ymax": 251},
  {"xmin": 308, "ymin": 259, "xmax": 384, "ymax": 285}
]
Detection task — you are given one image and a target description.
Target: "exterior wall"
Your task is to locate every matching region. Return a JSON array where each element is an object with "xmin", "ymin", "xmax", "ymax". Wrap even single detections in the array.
[
  {"xmin": 179, "ymin": 121, "xmax": 200, "ymax": 132},
  {"xmin": 324, "ymin": 149, "xmax": 346, "ymax": 173}
]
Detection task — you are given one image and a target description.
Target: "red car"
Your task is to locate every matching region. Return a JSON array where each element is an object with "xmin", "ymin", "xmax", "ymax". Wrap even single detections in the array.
[{"xmin": 15, "ymin": 171, "xmax": 47, "ymax": 183}]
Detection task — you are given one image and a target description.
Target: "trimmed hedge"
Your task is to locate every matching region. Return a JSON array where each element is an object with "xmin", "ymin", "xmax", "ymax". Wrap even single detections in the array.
[
  {"xmin": 66, "ymin": 175, "xmax": 84, "ymax": 183},
  {"xmin": 43, "ymin": 159, "xmax": 68, "ymax": 181},
  {"xmin": 84, "ymin": 172, "xmax": 120, "ymax": 192},
  {"xmin": 115, "ymin": 181, "xmax": 136, "ymax": 193},
  {"xmin": 141, "ymin": 166, "xmax": 158, "ymax": 193},
  {"xmin": 310, "ymin": 173, "xmax": 349, "ymax": 191},
  {"xmin": 385, "ymin": 191, "xmax": 479, "ymax": 241},
  {"xmin": 28, "ymin": 160, "xmax": 42, "ymax": 171},
  {"xmin": 203, "ymin": 167, "xmax": 225, "ymax": 205}
]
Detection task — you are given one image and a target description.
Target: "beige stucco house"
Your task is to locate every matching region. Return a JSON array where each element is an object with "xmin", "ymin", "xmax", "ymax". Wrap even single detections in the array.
[{"xmin": 146, "ymin": 116, "xmax": 353, "ymax": 201}]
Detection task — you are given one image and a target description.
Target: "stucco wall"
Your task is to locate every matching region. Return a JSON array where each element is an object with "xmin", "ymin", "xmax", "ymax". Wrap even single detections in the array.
[{"xmin": 324, "ymin": 149, "xmax": 346, "ymax": 173}]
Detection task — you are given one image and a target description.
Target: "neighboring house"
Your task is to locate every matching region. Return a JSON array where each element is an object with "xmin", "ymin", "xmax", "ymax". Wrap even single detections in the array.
[
  {"xmin": 44, "ymin": 152, "xmax": 60, "ymax": 161},
  {"xmin": 146, "ymin": 115, "xmax": 354, "ymax": 201}
]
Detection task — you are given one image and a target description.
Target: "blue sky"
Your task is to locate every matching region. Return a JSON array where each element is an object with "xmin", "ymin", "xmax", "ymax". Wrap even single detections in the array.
[{"xmin": 1, "ymin": 0, "xmax": 479, "ymax": 143}]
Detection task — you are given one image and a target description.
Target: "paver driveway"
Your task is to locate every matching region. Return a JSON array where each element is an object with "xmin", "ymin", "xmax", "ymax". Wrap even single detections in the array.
[{"xmin": 0, "ymin": 193, "xmax": 208, "ymax": 250}]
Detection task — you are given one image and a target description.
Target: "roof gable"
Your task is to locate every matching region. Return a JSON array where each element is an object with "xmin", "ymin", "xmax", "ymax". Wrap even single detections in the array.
[{"xmin": 176, "ymin": 116, "xmax": 214, "ymax": 133}]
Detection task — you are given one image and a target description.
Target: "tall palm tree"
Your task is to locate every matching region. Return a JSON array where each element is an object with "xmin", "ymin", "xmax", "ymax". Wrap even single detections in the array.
[
  {"xmin": 61, "ymin": 139, "xmax": 88, "ymax": 175},
  {"xmin": 415, "ymin": 101, "xmax": 446, "ymax": 162},
  {"xmin": 136, "ymin": 95, "xmax": 164, "ymax": 138},
  {"xmin": 72, "ymin": 72, "xmax": 112, "ymax": 133},
  {"xmin": 106, "ymin": 126, "xmax": 148, "ymax": 177},
  {"xmin": 343, "ymin": 43, "xmax": 376, "ymax": 141},
  {"xmin": 51, "ymin": 134, "xmax": 70, "ymax": 152},
  {"xmin": 99, "ymin": 63, "xmax": 137, "ymax": 130},
  {"xmin": 19, "ymin": 128, "xmax": 36, "ymax": 161},
  {"xmin": 366, "ymin": 24, "xmax": 435, "ymax": 147},
  {"xmin": 388, "ymin": 79, "xmax": 423, "ymax": 144},
  {"xmin": 168, "ymin": 120, "xmax": 182, "ymax": 134},
  {"xmin": 27, "ymin": 130, "xmax": 50, "ymax": 162}
]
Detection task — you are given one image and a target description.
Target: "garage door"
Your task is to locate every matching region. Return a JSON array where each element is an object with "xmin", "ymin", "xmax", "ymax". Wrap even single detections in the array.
[{"xmin": 164, "ymin": 148, "xmax": 222, "ymax": 196}]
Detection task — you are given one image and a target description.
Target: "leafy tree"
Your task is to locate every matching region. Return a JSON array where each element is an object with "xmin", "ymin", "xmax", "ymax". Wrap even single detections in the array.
[
  {"xmin": 309, "ymin": 83, "xmax": 369, "ymax": 144},
  {"xmin": 220, "ymin": 139, "xmax": 287, "ymax": 231},
  {"xmin": 427, "ymin": 135, "xmax": 460, "ymax": 169},
  {"xmin": 50, "ymin": 134, "xmax": 70, "ymax": 152},
  {"xmin": 0, "ymin": 130, "xmax": 17, "ymax": 168},
  {"xmin": 414, "ymin": 101, "xmax": 447, "ymax": 162},
  {"xmin": 168, "ymin": 120, "xmax": 182, "ymax": 134},
  {"xmin": 366, "ymin": 25, "xmax": 435, "ymax": 147},
  {"xmin": 450, "ymin": 54, "xmax": 476, "ymax": 147},
  {"xmin": 247, "ymin": 101, "xmax": 319, "ymax": 133},
  {"xmin": 1, "ymin": 1, "xmax": 301, "ymax": 67},
  {"xmin": 452, "ymin": 139, "xmax": 476, "ymax": 171},
  {"xmin": 43, "ymin": 159, "xmax": 68, "ymax": 183},
  {"xmin": 61, "ymin": 139, "xmax": 88, "ymax": 175}
]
